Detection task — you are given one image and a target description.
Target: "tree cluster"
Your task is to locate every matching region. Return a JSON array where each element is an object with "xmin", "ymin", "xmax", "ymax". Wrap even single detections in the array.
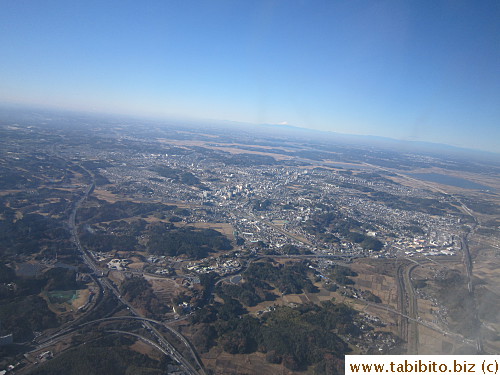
[
  {"xmin": 0, "ymin": 212, "xmax": 71, "ymax": 257},
  {"xmin": 0, "ymin": 295, "xmax": 58, "ymax": 341},
  {"xmin": 80, "ymin": 232, "xmax": 138, "ymax": 253},
  {"xmin": 147, "ymin": 227, "xmax": 232, "ymax": 259},
  {"xmin": 76, "ymin": 198, "xmax": 176, "ymax": 224},
  {"xmin": 243, "ymin": 260, "xmax": 318, "ymax": 296},
  {"xmin": 28, "ymin": 334, "xmax": 169, "ymax": 375},
  {"xmin": 151, "ymin": 166, "xmax": 206, "ymax": 189},
  {"xmin": 120, "ymin": 277, "xmax": 169, "ymax": 319},
  {"xmin": 192, "ymin": 301, "xmax": 355, "ymax": 372}
]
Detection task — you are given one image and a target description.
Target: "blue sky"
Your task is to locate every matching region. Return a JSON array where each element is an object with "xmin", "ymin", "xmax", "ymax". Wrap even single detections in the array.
[{"xmin": 1, "ymin": 1, "xmax": 499, "ymax": 152}]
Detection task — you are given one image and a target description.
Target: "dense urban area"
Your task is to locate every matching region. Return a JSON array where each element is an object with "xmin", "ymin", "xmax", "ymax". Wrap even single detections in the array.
[{"xmin": 1, "ymin": 109, "xmax": 499, "ymax": 375}]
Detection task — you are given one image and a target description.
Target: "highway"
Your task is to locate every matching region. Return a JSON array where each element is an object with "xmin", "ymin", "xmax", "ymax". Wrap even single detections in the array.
[
  {"xmin": 361, "ymin": 299, "xmax": 476, "ymax": 347},
  {"xmin": 404, "ymin": 264, "xmax": 419, "ymax": 354},
  {"xmin": 395, "ymin": 262, "xmax": 409, "ymax": 344},
  {"xmin": 106, "ymin": 330, "xmax": 170, "ymax": 356},
  {"xmin": 394, "ymin": 260, "xmax": 419, "ymax": 353},
  {"xmin": 38, "ymin": 159, "xmax": 485, "ymax": 371},
  {"xmin": 364, "ymin": 162, "xmax": 485, "ymax": 354},
  {"xmin": 65, "ymin": 165, "xmax": 204, "ymax": 375},
  {"xmin": 80, "ymin": 315, "xmax": 205, "ymax": 374},
  {"xmin": 454, "ymin": 195, "xmax": 483, "ymax": 353}
]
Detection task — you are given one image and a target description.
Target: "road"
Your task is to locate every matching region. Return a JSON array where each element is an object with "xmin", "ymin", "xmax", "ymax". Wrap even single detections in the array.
[
  {"xmin": 361, "ymin": 299, "xmax": 475, "ymax": 347},
  {"xmin": 65, "ymin": 165, "xmax": 204, "ymax": 375},
  {"xmin": 395, "ymin": 263, "xmax": 408, "ymax": 344},
  {"xmin": 404, "ymin": 264, "xmax": 419, "ymax": 354},
  {"xmin": 106, "ymin": 330, "xmax": 171, "ymax": 356},
  {"xmin": 461, "ymin": 233, "xmax": 483, "ymax": 353},
  {"xmin": 394, "ymin": 260, "xmax": 419, "ymax": 353},
  {"xmin": 453, "ymin": 196, "xmax": 482, "ymax": 353},
  {"xmin": 363, "ymin": 162, "xmax": 485, "ymax": 354}
]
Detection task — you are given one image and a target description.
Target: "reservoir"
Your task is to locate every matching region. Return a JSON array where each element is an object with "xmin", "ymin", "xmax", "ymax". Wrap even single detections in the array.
[
  {"xmin": 408, "ymin": 173, "xmax": 493, "ymax": 190},
  {"xmin": 230, "ymin": 275, "xmax": 242, "ymax": 284}
]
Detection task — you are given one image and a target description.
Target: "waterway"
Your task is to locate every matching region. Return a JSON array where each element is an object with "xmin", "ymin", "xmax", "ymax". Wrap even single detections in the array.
[
  {"xmin": 408, "ymin": 173, "xmax": 494, "ymax": 190},
  {"xmin": 230, "ymin": 275, "xmax": 242, "ymax": 284}
]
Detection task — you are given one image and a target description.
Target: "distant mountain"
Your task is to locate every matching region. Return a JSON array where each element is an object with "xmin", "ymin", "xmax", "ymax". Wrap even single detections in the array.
[
  {"xmin": 1, "ymin": 101, "xmax": 498, "ymax": 164},
  {"xmin": 253, "ymin": 122, "xmax": 500, "ymax": 163}
]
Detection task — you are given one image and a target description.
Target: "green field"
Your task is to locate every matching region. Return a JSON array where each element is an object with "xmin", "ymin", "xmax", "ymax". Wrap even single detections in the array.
[{"xmin": 47, "ymin": 290, "xmax": 77, "ymax": 304}]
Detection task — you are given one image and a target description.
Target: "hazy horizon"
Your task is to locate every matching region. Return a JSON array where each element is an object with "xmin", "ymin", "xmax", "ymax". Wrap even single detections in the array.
[
  {"xmin": 2, "ymin": 101, "xmax": 499, "ymax": 161},
  {"xmin": 1, "ymin": 1, "xmax": 499, "ymax": 153}
]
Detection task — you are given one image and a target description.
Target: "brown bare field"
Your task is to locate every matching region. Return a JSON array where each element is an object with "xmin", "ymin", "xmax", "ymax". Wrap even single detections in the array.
[
  {"xmin": 108, "ymin": 270, "xmax": 126, "ymax": 284},
  {"xmin": 129, "ymin": 339, "xmax": 163, "ymax": 360},
  {"xmin": 172, "ymin": 130, "xmax": 220, "ymax": 138},
  {"xmin": 159, "ymin": 139, "xmax": 294, "ymax": 161},
  {"xmin": 471, "ymin": 257, "xmax": 500, "ymax": 289},
  {"xmin": 69, "ymin": 170, "xmax": 85, "ymax": 182},
  {"xmin": 93, "ymin": 188, "xmax": 121, "ymax": 202},
  {"xmin": 159, "ymin": 137, "xmax": 297, "ymax": 152},
  {"xmin": 285, "ymin": 184, "xmax": 303, "ymax": 190},
  {"xmin": 302, "ymin": 161, "xmax": 364, "ymax": 169},
  {"xmin": 127, "ymin": 262, "xmax": 145, "ymax": 270},
  {"xmin": 468, "ymin": 251, "xmax": 500, "ymax": 353},
  {"xmin": 202, "ymin": 347, "xmax": 301, "ymax": 375},
  {"xmin": 143, "ymin": 275, "xmax": 185, "ymax": 305},
  {"xmin": 0, "ymin": 189, "xmax": 22, "ymax": 196},
  {"xmin": 417, "ymin": 325, "xmax": 455, "ymax": 354},
  {"xmin": 350, "ymin": 261, "xmax": 399, "ymax": 308},
  {"xmin": 71, "ymin": 289, "xmax": 91, "ymax": 310},
  {"xmin": 93, "ymin": 189, "xmax": 204, "ymax": 211},
  {"xmin": 244, "ymin": 280, "xmax": 348, "ymax": 316},
  {"xmin": 188, "ymin": 222, "xmax": 234, "ymax": 238},
  {"xmin": 47, "ymin": 187, "xmax": 82, "ymax": 192},
  {"xmin": 348, "ymin": 258, "xmax": 477, "ymax": 353}
]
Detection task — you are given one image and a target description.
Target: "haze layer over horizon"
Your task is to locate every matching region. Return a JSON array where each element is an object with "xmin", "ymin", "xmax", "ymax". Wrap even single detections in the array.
[{"xmin": 0, "ymin": 1, "xmax": 498, "ymax": 152}]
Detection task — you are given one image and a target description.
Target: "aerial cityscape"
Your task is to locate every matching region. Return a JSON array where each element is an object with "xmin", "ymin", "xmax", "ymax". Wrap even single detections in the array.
[
  {"xmin": 0, "ymin": 107, "xmax": 498, "ymax": 374},
  {"xmin": 0, "ymin": 1, "xmax": 499, "ymax": 374}
]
